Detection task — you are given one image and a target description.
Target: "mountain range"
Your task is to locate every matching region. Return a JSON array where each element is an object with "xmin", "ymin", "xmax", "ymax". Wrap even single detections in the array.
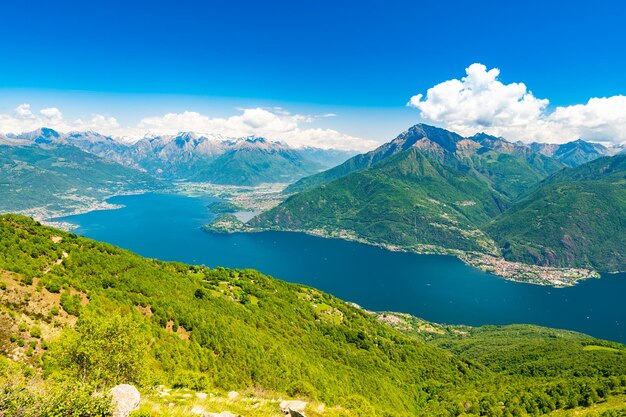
[
  {"xmin": 250, "ymin": 124, "xmax": 564, "ymax": 251},
  {"xmin": 3, "ymin": 124, "xmax": 624, "ymax": 275},
  {"xmin": 245, "ymin": 124, "xmax": 625, "ymax": 276},
  {"xmin": 529, "ymin": 139, "xmax": 624, "ymax": 167},
  {"xmin": 4, "ymin": 128, "xmax": 355, "ymax": 186},
  {"xmin": 0, "ymin": 139, "xmax": 164, "ymax": 217}
]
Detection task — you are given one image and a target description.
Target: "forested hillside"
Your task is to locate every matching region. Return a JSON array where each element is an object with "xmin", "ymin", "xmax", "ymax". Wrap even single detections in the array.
[
  {"xmin": 249, "ymin": 124, "xmax": 564, "ymax": 256},
  {"xmin": 486, "ymin": 155, "xmax": 626, "ymax": 271},
  {"xmin": 0, "ymin": 143, "xmax": 163, "ymax": 216},
  {"xmin": 1, "ymin": 214, "xmax": 626, "ymax": 416}
]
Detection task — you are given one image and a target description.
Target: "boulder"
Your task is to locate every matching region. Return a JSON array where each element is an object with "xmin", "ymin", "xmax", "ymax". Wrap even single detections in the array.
[
  {"xmin": 109, "ymin": 384, "xmax": 141, "ymax": 417},
  {"xmin": 280, "ymin": 400, "xmax": 307, "ymax": 414}
]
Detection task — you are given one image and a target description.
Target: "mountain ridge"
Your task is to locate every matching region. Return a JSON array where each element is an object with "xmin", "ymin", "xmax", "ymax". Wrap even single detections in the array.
[
  {"xmin": 229, "ymin": 123, "xmax": 623, "ymax": 283},
  {"xmin": 7, "ymin": 128, "xmax": 356, "ymax": 185}
]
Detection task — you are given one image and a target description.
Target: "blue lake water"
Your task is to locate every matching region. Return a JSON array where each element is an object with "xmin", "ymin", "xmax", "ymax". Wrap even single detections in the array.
[{"xmin": 57, "ymin": 193, "xmax": 626, "ymax": 343}]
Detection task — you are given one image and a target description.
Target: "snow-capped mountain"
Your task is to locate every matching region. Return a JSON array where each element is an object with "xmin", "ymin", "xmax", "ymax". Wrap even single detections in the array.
[{"xmin": 5, "ymin": 128, "xmax": 355, "ymax": 185}]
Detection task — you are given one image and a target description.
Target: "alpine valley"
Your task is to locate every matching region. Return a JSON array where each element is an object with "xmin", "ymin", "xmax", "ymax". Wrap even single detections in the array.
[
  {"xmin": 1, "ymin": 123, "xmax": 626, "ymax": 417},
  {"xmin": 5, "ymin": 2, "xmax": 626, "ymax": 416},
  {"xmin": 0, "ymin": 128, "xmax": 354, "ymax": 218},
  {"xmin": 210, "ymin": 124, "xmax": 625, "ymax": 286}
]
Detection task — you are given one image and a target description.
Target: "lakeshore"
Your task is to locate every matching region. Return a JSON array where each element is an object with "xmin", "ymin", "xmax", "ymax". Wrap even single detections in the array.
[{"xmin": 54, "ymin": 192, "xmax": 626, "ymax": 343}]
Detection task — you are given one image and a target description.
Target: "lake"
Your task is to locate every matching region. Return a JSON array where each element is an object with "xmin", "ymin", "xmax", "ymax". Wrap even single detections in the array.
[{"xmin": 57, "ymin": 192, "xmax": 626, "ymax": 343}]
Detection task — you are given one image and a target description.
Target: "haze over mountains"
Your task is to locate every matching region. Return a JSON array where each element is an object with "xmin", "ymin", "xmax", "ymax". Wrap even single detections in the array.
[
  {"xmin": 2, "ymin": 128, "xmax": 356, "ymax": 186},
  {"xmin": 529, "ymin": 139, "xmax": 624, "ymax": 167}
]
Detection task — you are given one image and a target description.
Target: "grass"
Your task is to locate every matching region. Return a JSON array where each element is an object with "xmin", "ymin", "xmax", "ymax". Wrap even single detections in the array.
[
  {"xmin": 583, "ymin": 345, "xmax": 624, "ymax": 353},
  {"xmin": 549, "ymin": 394, "xmax": 626, "ymax": 416},
  {"xmin": 135, "ymin": 387, "xmax": 355, "ymax": 417}
]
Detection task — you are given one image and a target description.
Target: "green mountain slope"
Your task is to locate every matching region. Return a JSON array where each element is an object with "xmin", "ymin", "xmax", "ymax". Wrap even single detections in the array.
[
  {"xmin": 2, "ymin": 215, "xmax": 626, "ymax": 416},
  {"xmin": 0, "ymin": 144, "xmax": 163, "ymax": 215},
  {"xmin": 465, "ymin": 133, "xmax": 565, "ymax": 199},
  {"xmin": 285, "ymin": 124, "xmax": 466, "ymax": 194},
  {"xmin": 285, "ymin": 125, "xmax": 562, "ymax": 197},
  {"xmin": 10, "ymin": 129, "xmax": 354, "ymax": 186},
  {"xmin": 251, "ymin": 146, "xmax": 505, "ymax": 253},
  {"xmin": 191, "ymin": 139, "xmax": 326, "ymax": 185},
  {"xmin": 250, "ymin": 125, "xmax": 565, "ymax": 256},
  {"xmin": 486, "ymin": 155, "xmax": 626, "ymax": 271},
  {"xmin": 0, "ymin": 214, "xmax": 471, "ymax": 416}
]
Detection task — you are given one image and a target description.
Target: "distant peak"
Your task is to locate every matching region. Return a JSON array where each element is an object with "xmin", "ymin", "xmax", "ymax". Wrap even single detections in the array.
[
  {"xmin": 394, "ymin": 123, "xmax": 463, "ymax": 153},
  {"xmin": 27, "ymin": 127, "xmax": 60, "ymax": 138},
  {"xmin": 17, "ymin": 127, "xmax": 61, "ymax": 144},
  {"xmin": 174, "ymin": 131, "xmax": 199, "ymax": 140},
  {"xmin": 38, "ymin": 127, "xmax": 59, "ymax": 136},
  {"xmin": 244, "ymin": 136, "xmax": 267, "ymax": 143}
]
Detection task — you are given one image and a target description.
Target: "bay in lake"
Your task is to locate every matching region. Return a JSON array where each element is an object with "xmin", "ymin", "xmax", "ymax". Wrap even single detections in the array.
[{"xmin": 57, "ymin": 193, "xmax": 626, "ymax": 343}]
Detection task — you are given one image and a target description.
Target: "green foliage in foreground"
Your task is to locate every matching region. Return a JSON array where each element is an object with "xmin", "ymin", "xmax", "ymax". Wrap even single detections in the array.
[
  {"xmin": 0, "ymin": 357, "xmax": 112, "ymax": 417},
  {"xmin": 1, "ymin": 214, "xmax": 626, "ymax": 416},
  {"xmin": 487, "ymin": 155, "xmax": 626, "ymax": 270}
]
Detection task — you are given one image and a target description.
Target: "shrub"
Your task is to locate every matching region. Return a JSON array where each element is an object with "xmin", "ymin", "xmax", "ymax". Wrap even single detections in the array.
[
  {"xmin": 194, "ymin": 288, "xmax": 207, "ymax": 299},
  {"xmin": 44, "ymin": 279, "xmax": 62, "ymax": 293},
  {"xmin": 60, "ymin": 291, "xmax": 82, "ymax": 316},
  {"xmin": 30, "ymin": 326, "xmax": 42, "ymax": 338}
]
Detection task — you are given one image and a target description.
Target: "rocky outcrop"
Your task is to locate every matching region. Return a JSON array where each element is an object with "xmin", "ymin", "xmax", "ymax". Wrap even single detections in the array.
[
  {"xmin": 280, "ymin": 400, "xmax": 307, "ymax": 416},
  {"xmin": 109, "ymin": 384, "xmax": 140, "ymax": 417}
]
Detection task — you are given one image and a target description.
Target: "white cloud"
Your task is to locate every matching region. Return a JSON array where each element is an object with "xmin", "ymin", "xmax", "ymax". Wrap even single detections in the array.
[
  {"xmin": 15, "ymin": 104, "xmax": 34, "ymax": 118},
  {"xmin": 408, "ymin": 63, "xmax": 626, "ymax": 145},
  {"xmin": 40, "ymin": 107, "xmax": 63, "ymax": 121},
  {"xmin": 0, "ymin": 104, "xmax": 125, "ymax": 138},
  {"xmin": 0, "ymin": 104, "xmax": 373, "ymax": 151},
  {"xmin": 138, "ymin": 107, "xmax": 374, "ymax": 150}
]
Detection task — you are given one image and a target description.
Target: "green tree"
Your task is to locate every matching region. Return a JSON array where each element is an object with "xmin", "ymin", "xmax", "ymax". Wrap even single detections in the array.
[{"xmin": 50, "ymin": 312, "xmax": 150, "ymax": 387}]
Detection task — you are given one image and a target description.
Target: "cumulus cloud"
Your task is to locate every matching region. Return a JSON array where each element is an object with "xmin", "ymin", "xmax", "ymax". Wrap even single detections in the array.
[
  {"xmin": 0, "ymin": 104, "xmax": 123, "ymax": 138},
  {"xmin": 40, "ymin": 107, "xmax": 63, "ymax": 121},
  {"xmin": 138, "ymin": 107, "xmax": 374, "ymax": 150},
  {"xmin": 0, "ymin": 103, "xmax": 373, "ymax": 151},
  {"xmin": 408, "ymin": 63, "xmax": 626, "ymax": 145}
]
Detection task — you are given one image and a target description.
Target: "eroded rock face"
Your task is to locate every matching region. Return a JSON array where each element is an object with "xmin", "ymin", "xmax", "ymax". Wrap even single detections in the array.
[{"xmin": 109, "ymin": 384, "xmax": 140, "ymax": 417}]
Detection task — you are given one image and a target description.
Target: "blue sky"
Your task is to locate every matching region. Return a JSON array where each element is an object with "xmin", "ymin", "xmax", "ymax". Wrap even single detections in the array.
[{"xmin": 1, "ymin": 0, "xmax": 626, "ymax": 149}]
